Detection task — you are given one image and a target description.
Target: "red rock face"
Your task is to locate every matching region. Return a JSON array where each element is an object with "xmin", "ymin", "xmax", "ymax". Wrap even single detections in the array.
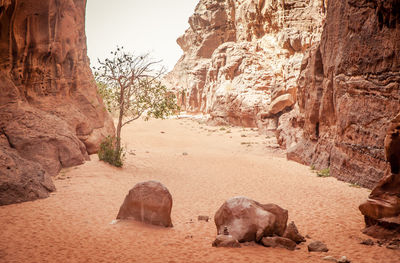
[
  {"xmin": 0, "ymin": 0, "xmax": 114, "ymax": 205},
  {"xmin": 359, "ymin": 114, "xmax": 400, "ymax": 233},
  {"xmin": 279, "ymin": 0, "xmax": 400, "ymax": 188}
]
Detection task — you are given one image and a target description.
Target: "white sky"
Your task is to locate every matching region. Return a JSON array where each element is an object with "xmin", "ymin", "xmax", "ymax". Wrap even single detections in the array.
[{"xmin": 85, "ymin": 0, "xmax": 198, "ymax": 71}]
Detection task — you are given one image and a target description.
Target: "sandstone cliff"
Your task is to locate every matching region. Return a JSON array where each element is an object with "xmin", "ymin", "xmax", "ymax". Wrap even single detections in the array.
[
  {"xmin": 165, "ymin": 0, "xmax": 326, "ymax": 131},
  {"xmin": 168, "ymin": 0, "xmax": 399, "ymax": 190},
  {"xmin": 279, "ymin": 0, "xmax": 400, "ymax": 188},
  {"xmin": 0, "ymin": 0, "xmax": 114, "ymax": 205}
]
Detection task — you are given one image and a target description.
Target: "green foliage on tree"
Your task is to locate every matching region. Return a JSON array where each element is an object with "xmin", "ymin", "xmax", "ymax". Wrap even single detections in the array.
[{"xmin": 94, "ymin": 46, "xmax": 179, "ymax": 167}]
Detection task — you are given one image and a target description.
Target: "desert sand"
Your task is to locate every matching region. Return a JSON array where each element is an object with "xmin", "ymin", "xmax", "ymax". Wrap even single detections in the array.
[{"xmin": 0, "ymin": 118, "xmax": 399, "ymax": 263}]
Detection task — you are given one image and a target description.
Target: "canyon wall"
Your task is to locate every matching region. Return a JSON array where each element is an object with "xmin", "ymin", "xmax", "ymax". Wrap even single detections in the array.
[
  {"xmin": 0, "ymin": 0, "xmax": 114, "ymax": 205},
  {"xmin": 168, "ymin": 0, "xmax": 399, "ymax": 189},
  {"xmin": 165, "ymin": 0, "xmax": 326, "ymax": 131},
  {"xmin": 279, "ymin": 0, "xmax": 400, "ymax": 188}
]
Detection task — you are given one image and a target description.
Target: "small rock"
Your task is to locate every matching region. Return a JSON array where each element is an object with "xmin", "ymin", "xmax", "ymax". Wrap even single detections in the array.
[
  {"xmin": 198, "ymin": 215, "xmax": 209, "ymax": 222},
  {"xmin": 386, "ymin": 239, "xmax": 400, "ymax": 250},
  {"xmin": 223, "ymin": 226, "xmax": 229, "ymax": 235},
  {"xmin": 283, "ymin": 221, "xmax": 306, "ymax": 244},
  {"xmin": 360, "ymin": 239, "xmax": 374, "ymax": 246},
  {"xmin": 337, "ymin": 256, "xmax": 351, "ymax": 263},
  {"xmin": 308, "ymin": 241, "xmax": 329, "ymax": 252},
  {"xmin": 160, "ymin": 131, "xmax": 165, "ymax": 134},
  {"xmin": 212, "ymin": 235, "xmax": 241, "ymax": 248},
  {"xmin": 182, "ymin": 152, "xmax": 188, "ymax": 156},
  {"xmin": 305, "ymin": 234, "xmax": 311, "ymax": 239},
  {"xmin": 386, "ymin": 244, "xmax": 399, "ymax": 250},
  {"xmin": 185, "ymin": 235, "xmax": 193, "ymax": 239},
  {"xmin": 109, "ymin": 219, "xmax": 119, "ymax": 225},
  {"xmin": 242, "ymin": 241, "xmax": 257, "ymax": 246},
  {"xmin": 261, "ymin": 236, "xmax": 297, "ymax": 251},
  {"xmin": 322, "ymin": 256, "xmax": 337, "ymax": 262}
]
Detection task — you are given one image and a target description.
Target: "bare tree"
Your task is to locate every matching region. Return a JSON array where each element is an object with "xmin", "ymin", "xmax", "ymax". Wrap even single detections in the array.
[{"xmin": 95, "ymin": 47, "xmax": 178, "ymax": 158}]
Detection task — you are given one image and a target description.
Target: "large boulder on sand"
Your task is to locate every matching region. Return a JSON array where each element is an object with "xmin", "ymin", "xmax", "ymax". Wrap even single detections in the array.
[
  {"xmin": 116, "ymin": 181, "xmax": 173, "ymax": 227},
  {"xmin": 214, "ymin": 196, "xmax": 288, "ymax": 242}
]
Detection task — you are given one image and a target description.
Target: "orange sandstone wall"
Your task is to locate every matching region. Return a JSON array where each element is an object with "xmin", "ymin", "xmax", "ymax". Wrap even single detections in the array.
[{"xmin": 0, "ymin": 0, "xmax": 114, "ymax": 205}]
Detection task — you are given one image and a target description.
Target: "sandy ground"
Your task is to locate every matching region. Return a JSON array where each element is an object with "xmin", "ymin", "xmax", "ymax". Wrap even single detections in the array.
[{"xmin": 1, "ymin": 118, "xmax": 399, "ymax": 263}]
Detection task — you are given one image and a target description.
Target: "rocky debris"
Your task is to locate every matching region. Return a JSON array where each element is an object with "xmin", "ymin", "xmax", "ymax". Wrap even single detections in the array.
[
  {"xmin": 116, "ymin": 181, "xmax": 173, "ymax": 227},
  {"xmin": 278, "ymin": 0, "xmax": 400, "ymax": 188},
  {"xmin": 0, "ymin": 144, "xmax": 55, "ymax": 205},
  {"xmin": 360, "ymin": 239, "xmax": 374, "ymax": 246},
  {"xmin": 322, "ymin": 256, "xmax": 337, "ymax": 262},
  {"xmin": 386, "ymin": 239, "xmax": 400, "ymax": 250},
  {"xmin": 212, "ymin": 234, "xmax": 241, "ymax": 248},
  {"xmin": 337, "ymin": 256, "xmax": 351, "ymax": 263},
  {"xmin": 165, "ymin": 0, "xmax": 325, "ymax": 128},
  {"xmin": 198, "ymin": 215, "xmax": 210, "ymax": 222},
  {"xmin": 214, "ymin": 197, "xmax": 288, "ymax": 242},
  {"xmin": 283, "ymin": 221, "xmax": 306, "ymax": 244},
  {"xmin": 0, "ymin": 0, "xmax": 114, "ymax": 205},
  {"xmin": 261, "ymin": 236, "xmax": 296, "ymax": 251},
  {"xmin": 308, "ymin": 241, "xmax": 329, "ymax": 252}
]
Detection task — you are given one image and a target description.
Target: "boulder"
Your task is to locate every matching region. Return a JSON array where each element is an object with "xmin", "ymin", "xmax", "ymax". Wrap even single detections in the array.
[
  {"xmin": 283, "ymin": 221, "xmax": 306, "ymax": 244},
  {"xmin": 261, "ymin": 236, "xmax": 297, "ymax": 251},
  {"xmin": 308, "ymin": 241, "xmax": 329, "ymax": 252},
  {"xmin": 116, "ymin": 181, "xmax": 173, "ymax": 227},
  {"xmin": 214, "ymin": 196, "xmax": 288, "ymax": 242},
  {"xmin": 212, "ymin": 235, "xmax": 241, "ymax": 248},
  {"xmin": 0, "ymin": 144, "xmax": 56, "ymax": 205},
  {"xmin": 267, "ymin": 94, "xmax": 295, "ymax": 116}
]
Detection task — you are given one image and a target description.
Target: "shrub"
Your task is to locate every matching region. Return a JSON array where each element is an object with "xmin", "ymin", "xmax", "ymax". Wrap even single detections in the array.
[
  {"xmin": 98, "ymin": 136, "xmax": 125, "ymax": 167},
  {"xmin": 317, "ymin": 168, "xmax": 330, "ymax": 177}
]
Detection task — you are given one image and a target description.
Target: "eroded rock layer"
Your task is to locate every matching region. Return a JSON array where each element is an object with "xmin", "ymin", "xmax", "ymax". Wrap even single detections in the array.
[
  {"xmin": 165, "ymin": 0, "xmax": 325, "ymax": 130},
  {"xmin": 0, "ymin": 0, "xmax": 114, "ymax": 205},
  {"xmin": 359, "ymin": 113, "xmax": 400, "ymax": 233},
  {"xmin": 279, "ymin": 0, "xmax": 400, "ymax": 188}
]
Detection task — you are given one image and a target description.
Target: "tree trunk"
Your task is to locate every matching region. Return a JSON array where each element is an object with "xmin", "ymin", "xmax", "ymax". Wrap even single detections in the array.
[
  {"xmin": 116, "ymin": 109, "xmax": 123, "ymax": 154},
  {"xmin": 116, "ymin": 83, "xmax": 125, "ymax": 154}
]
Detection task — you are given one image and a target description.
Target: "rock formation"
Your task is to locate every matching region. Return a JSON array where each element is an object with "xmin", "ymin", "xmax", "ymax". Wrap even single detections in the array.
[
  {"xmin": 117, "ymin": 181, "xmax": 173, "ymax": 227},
  {"xmin": 0, "ymin": 0, "xmax": 114, "ymax": 205},
  {"xmin": 359, "ymin": 113, "xmax": 400, "ymax": 234},
  {"xmin": 213, "ymin": 197, "xmax": 305, "ymax": 249},
  {"xmin": 278, "ymin": 0, "xmax": 400, "ymax": 188},
  {"xmin": 168, "ymin": 0, "xmax": 399, "ymax": 188},
  {"xmin": 165, "ymin": 0, "xmax": 325, "ymax": 130},
  {"xmin": 214, "ymin": 197, "xmax": 288, "ymax": 242}
]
